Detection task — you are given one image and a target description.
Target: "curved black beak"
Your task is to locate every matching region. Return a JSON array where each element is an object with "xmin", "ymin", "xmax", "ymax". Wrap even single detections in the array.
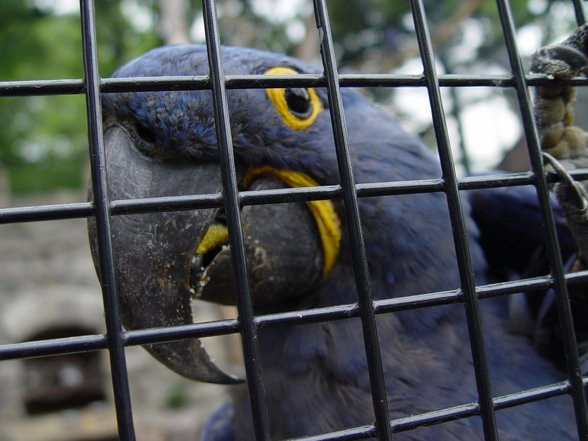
[
  {"xmin": 89, "ymin": 124, "xmax": 331, "ymax": 384},
  {"xmin": 89, "ymin": 125, "xmax": 241, "ymax": 384}
]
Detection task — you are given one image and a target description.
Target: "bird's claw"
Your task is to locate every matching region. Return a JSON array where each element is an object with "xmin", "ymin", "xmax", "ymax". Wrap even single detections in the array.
[
  {"xmin": 542, "ymin": 152, "xmax": 588, "ymax": 212},
  {"xmin": 531, "ymin": 44, "xmax": 588, "ymax": 81},
  {"xmin": 542, "ymin": 152, "xmax": 588, "ymax": 265},
  {"xmin": 531, "ymin": 24, "xmax": 588, "ymax": 157},
  {"xmin": 532, "ymin": 26, "xmax": 588, "ymax": 270},
  {"xmin": 530, "ymin": 23, "xmax": 588, "ymax": 80}
]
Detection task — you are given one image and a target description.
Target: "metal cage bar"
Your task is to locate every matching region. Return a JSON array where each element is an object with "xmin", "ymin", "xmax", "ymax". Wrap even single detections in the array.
[
  {"xmin": 410, "ymin": 0, "xmax": 499, "ymax": 438},
  {"xmin": 201, "ymin": 0, "xmax": 272, "ymax": 439},
  {"xmin": 0, "ymin": 0, "xmax": 587, "ymax": 440},
  {"xmin": 3, "ymin": 73, "xmax": 588, "ymax": 98},
  {"xmin": 312, "ymin": 0, "xmax": 393, "ymax": 439},
  {"xmin": 80, "ymin": 0, "xmax": 137, "ymax": 439},
  {"xmin": 494, "ymin": 0, "xmax": 588, "ymax": 439}
]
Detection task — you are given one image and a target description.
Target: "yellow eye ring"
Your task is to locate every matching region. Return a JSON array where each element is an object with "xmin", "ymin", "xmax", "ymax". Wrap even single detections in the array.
[{"xmin": 264, "ymin": 67, "xmax": 323, "ymax": 130}]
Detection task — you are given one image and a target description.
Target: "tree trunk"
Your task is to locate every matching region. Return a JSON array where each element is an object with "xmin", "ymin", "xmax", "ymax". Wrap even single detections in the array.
[{"xmin": 157, "ymin": 0, "xmax": 190, "ymax": 45}]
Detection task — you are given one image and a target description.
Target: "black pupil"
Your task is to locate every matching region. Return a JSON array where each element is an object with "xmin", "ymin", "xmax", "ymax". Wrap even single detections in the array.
[{"xmin": 284, "ymin": 88, "xmax": 312, "ymax": 118}]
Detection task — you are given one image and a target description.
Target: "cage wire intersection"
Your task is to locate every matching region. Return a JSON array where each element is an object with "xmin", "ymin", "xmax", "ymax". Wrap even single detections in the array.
[{"xmin": 2, "ymin": 0, "xmax": 588, "ymax": 440}]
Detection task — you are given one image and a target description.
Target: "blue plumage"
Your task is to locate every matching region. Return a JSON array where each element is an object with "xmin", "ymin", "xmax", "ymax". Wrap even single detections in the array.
[{"xmin": 102, "ymin": 45, "xmax": 584, "ymax": 440}]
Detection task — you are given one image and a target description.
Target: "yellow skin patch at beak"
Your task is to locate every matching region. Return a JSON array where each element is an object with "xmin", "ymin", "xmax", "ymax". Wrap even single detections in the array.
[
  {"xmin": 242, "ymin": 165, "xmax": 341, "ymax": 278},
  {"xmin": 196, "ymin": 224, "xmax": 229, "ymax": 255},
  {"xmin": 195, "ymin": 166, "xmax": 341, "ymax": 281},
  {"xmin": 264, "ymin": 67, "xmax": 323, "ymax": 131}
]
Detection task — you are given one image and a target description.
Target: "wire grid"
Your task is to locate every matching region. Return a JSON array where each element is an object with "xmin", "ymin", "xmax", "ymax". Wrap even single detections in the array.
[{"xmin": 1, "ymin": 0, "xmax": 588, "ymax": 440}]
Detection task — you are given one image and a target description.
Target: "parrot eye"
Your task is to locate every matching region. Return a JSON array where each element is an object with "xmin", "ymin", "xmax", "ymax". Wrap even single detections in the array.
[
  {"xmin": 264, "ymin": 66, "xmax": 323, "ymax": 130},
  {"xmin": 284, "ymin": 88, "xmax": 312, "ymax": 119}
]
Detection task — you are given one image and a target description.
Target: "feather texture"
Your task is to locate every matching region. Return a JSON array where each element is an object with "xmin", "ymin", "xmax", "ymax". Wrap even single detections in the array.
[{"xmin": 102, "ymin": 45, "xmax": 584, "ymax": 440}]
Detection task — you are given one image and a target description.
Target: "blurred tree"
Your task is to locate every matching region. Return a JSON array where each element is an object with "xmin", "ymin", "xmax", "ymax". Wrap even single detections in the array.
[
  {"xmin": 326, "ymin": 0, "xmax": 580, "ymax": 172},
  {"xmin": 328, "ymin": 0, "xmax": 578, "ymax": 72},
  {"xmin": 158, "ymin": 0, "xmax": 191, "ymax": 44},
  {"xmin": 0, "ymin": 0, "xmax": 160, "ymax": 194},
  {"xmin": 0, "ymin": 0, "xmax": 581, "ymax": 193}
]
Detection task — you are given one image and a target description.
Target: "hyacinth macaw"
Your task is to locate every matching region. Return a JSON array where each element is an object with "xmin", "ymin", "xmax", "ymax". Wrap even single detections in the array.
[{"xmin": 89, "ymin": 25, "xmax": 588, "ymax": 441}]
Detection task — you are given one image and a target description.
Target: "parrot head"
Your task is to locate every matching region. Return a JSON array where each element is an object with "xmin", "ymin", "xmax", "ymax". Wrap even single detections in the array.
[
  {"xmin": 90, "ymin": 45, "xmax": 345, "ymax": 383},
  {"xmin": 90, "ymin": 44, "xmax": 463, "ymax": 384}
]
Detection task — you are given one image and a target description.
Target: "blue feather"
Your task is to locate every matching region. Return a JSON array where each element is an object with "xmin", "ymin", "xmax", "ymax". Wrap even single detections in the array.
[{"xmin": 104, "ymin": 45, "xmax": 583, "ymax": 441}]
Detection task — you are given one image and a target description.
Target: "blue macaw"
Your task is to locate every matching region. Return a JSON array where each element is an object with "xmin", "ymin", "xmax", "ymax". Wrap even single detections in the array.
[{"xmin": 90, "ymin": 27, "xmax": 588, "ymax": 441}]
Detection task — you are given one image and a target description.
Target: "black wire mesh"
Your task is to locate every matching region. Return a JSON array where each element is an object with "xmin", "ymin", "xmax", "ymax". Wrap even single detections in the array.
[{"xmin": 1, "ymin": 0, "xmax": 588, "ymax": 440}]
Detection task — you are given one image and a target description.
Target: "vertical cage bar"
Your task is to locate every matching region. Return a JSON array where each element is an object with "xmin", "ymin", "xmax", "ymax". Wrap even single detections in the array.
[
  {"xmin": 200, "ymin": 0, "xmax": 272, "ymax": 440},
  {"xmin": 408, "ymin": 0, "xmax": 499, "ymax": 439},
  {"xmin": 572, "ymin": 0, "xmax": 586, "ymax": 26},
  {"xmin": 79, "ymin": 0, "xmax": 136, "ymax": 439},
  {"xmin": 439, "ymin": 52, "xmax": 471, "ymax": 176},
  {"xmin": 494, "ymin": 0, "xmax": 588, "ymax": 439},
  {"xmin": 313, "ymin": 1, "xmax": 393, "ymax": 439}
]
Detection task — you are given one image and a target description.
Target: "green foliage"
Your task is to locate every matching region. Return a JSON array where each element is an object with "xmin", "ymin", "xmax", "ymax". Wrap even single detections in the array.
[
  {"xmin": 329, "ymin": 0, "xmax": 576, "ymax": 69},
  {"xmin": 0, "ymin": 0, "xmax": 580, "ymax": 193},
  {"xmin": 164, "ymin": 383, "xmax": 188, "ymax": 409},
  {"xmin": 0, "ymin": 1, "xmax": 161, "ymax": 194},
  {"xmin": 10, "ymin": 154, "xmax": 86, "ymax": 193}
]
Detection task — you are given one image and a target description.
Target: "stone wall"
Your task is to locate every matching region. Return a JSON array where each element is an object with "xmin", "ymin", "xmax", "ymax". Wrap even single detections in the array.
[{"xmin": 0, "ymin": 191, "xmax": 235, "ymax": 441}]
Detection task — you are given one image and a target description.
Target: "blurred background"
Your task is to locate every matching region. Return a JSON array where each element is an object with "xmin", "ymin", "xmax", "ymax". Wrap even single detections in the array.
[{"xmin": 0, "ymin": 0, "xmax": 584, "ymax": 440}]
